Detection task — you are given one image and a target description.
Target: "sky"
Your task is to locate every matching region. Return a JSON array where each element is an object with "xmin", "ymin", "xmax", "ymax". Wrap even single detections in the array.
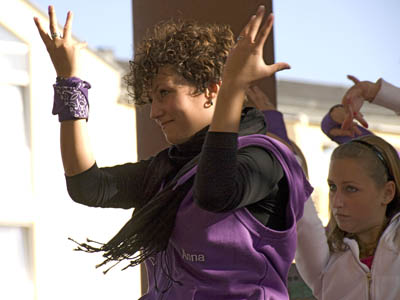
[{"xmin": 30, "ymin": 0, "xmax": 400, "ymax": 87}]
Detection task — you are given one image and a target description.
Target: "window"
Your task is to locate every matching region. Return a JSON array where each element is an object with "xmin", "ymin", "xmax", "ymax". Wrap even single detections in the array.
[
  {"xmin": 0, "ymin": 25, "xmax": 31, "ymax": 201},
  {"xmin": 0, "ymin": 226, "xmax": 34, "ymax": 300},
  {"xmin": 0, "ymin": 25, "xmax": 34, "ymax": 300}
]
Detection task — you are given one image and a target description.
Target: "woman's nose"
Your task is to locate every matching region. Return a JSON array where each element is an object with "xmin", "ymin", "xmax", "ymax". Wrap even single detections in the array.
[
  {"xmin": 150, "ymin": 100, "xmax": 162, "ymax": 120},
  {"xmin": 331, "ymin": 191, "xmax": 343, "ymax": 208}
]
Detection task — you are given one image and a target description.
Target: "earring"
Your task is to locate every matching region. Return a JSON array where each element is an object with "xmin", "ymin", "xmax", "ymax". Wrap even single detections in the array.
[{"xmin": 204, "ymin": 100, "xmax": 213, "ymax": 108}]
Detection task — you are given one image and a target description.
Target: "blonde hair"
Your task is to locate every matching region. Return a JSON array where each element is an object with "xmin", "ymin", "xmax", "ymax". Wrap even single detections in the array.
[{"xmin": 327, "ymin": 135, "xmax": 400, "ymax": 252}]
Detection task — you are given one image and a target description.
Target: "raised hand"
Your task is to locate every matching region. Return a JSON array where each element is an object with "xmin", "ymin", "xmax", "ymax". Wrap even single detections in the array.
[
  {"xmin": 329, "ymin": 104, "xmax": 363, "ymax": 137},
  {"xmin": 246, "ymin": 85, "xmax": 275, "ymax": 110},
  {"xmin": 33, "ymin": 6, "xmax": 86, "ymax": 78},
  {"xmin": 341, "ymin": 75, "xmax": 381, "ymax": 131},
  {"xmin": 222, "ymin": 5, "xmax": 290, "ymax": 90}
]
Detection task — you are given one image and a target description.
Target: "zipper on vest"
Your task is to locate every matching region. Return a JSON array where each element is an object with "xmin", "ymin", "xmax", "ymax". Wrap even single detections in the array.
[{"xmin": 366, "ymin": 272, "xmax": 372, "ymax": 300}]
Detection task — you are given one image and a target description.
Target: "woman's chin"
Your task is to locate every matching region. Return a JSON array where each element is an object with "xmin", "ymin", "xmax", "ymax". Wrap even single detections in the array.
[
  {"xmin": 337, "ymin": 223, "xmax": 356, "ymax": 234},
  {"xmin": 164, "ymin": 134, "xmax": 184, "ymax": 145},
  {"xmin": 163, "ymin": 132, "xmax": 191, "ymax": 145}
]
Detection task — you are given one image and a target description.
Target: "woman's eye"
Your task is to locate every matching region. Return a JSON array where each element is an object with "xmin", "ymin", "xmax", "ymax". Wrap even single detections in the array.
[
  {"xmin": 328, "ymin": 184, "xmax": 336, "ymax": 192},
  {"xmin": 148, "ymin": 97, "xmax": 153, "ymax": 104},
  {"xmin": 345, "ymin": 186, "xmax": 358, "ymax": 193},
  {"xmin": 160, "ymin": 89, "xmax": 169, "ymax": 97}
]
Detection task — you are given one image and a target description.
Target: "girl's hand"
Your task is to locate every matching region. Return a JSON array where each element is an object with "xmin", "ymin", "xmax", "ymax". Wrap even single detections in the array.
[
  {"xmin": 222, "ymin": 5, "xmax": 290, "ymax": 90},
  {"xmin": 330, "ymin": 104, "xmax": 362, "ymax": 137},
  {"xmin": 33, "ymin": 5, "xmax": 86, "ymax": 78},
  {"xmin": 341, "ymin": 75, "xmax": 381, "ymax": 130}
]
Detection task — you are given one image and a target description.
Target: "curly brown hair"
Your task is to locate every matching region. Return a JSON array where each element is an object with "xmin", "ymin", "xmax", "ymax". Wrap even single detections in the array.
[
  {"xmin": 327, "ymin": 135, "xmax": 400, "ymax": 253},
  {"xmin": 125, "ymin": 19, "xmax": 235, "ymax": 105}
]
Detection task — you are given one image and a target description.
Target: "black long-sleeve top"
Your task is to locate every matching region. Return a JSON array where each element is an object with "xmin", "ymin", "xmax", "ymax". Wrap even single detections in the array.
[{"xmin": 66, "ymin": 132, "xmax": 288, "ymax": 230}]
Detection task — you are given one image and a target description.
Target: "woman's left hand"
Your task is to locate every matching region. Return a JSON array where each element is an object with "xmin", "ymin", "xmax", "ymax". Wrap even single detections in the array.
[
  {"xmin": 222, "ymin": 5, "xmax": 290, "ymax": 90},
  {"xmin": 341, "ymin": 75, "xmax": 380, "ymax": 131}
]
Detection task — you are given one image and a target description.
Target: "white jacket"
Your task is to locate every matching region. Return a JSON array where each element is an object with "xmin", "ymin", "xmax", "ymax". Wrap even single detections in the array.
[
  {"xmin": 295, "ymin": 198, "xmax": 400, "ymax": 300},
  {"xmin": 373, "ymin": 79, "xmax": 400, "ymax": 115}
]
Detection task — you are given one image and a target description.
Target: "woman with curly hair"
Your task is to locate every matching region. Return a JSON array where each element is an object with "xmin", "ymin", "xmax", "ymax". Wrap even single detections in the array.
[{"xmin": 34, "ymin": 4, "xmax": 312, "ymax": 299}]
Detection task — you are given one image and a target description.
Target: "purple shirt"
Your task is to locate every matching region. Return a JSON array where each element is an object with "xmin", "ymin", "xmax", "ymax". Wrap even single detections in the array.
[
  {"xmin": 141, "ymin": 134, "xmax": 313, "ymax": 300},
  {"xmin": 263, "ymin": 110, "xmax": 291, "ymax": 146}
]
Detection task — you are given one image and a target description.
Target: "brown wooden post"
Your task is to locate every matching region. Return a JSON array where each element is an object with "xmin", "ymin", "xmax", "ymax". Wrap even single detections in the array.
[{"xmin": 131, "ymin": 0, "xmax": 275, "ymax": 295}]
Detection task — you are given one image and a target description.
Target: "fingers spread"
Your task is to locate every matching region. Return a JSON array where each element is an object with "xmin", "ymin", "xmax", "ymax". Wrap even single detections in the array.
[
  {"xmin": 341, "ymin": 117, "xmax": 352, "ymax": 131},
  {"xmin": 239, "ymin": 15, "xmax": 256, "ymax": 39},
  {"xmin": 269, "ymin": 62, "xmax": 291, "ymax": 74},
  {"xmin": 255, "ymin": 13, "xmax": 273, "ymax": 49},
  {"xmin": 63, "ymin": 11, "xmax": 73, "ymax": 40},
  {"xmin": 48, "ymin": 5, "xmax": 59, "ymax": 36},
  {"xmin": 33, "ymin": 17, "xmax": 51, "ymax": 45},
  {"xmin": 347, "ymin": 74, "xmax": 360, "ymax": 84},
  {"xmin": 354, "ymin": 112, "xmax": 368, "ymax": 128},
  {"xmin": 341, "ymin": 102, "xmax": 354, "ymax": 130},
  {"xmin": 238, "ymin": 5, "xmax": 267, "ymax": 43},
  {"xmin": 248, "ymin": 5, "xmax": 266, "ymax": 42}
]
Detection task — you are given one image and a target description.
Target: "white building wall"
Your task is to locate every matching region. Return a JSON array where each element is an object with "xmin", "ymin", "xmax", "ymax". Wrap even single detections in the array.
[{"xmin": 0, "ymin": 1, "xmax": 141, "ymax": 299}]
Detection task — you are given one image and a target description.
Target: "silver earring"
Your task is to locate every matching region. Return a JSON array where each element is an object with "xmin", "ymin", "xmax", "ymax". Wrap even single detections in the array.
[{"xmin": 204, "ymin": 100, "xmax": 213, "ymax": 108}]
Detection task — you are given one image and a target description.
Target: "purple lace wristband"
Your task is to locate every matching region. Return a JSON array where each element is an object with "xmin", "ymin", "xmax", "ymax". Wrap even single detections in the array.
[
  {"xmin": 321, "ymin": 105, "xmax": 372, "ymax": 144},
  {"xmin": 262, "ymin": 110, "xmax": 291, "ymax": 145},
  {"xmin": 52, "ymin": 77, "xmax": 91, "ymax": 122}
]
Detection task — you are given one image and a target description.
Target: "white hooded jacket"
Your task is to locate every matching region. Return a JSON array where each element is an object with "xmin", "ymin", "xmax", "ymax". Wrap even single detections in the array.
[{"xmin": 295, "ymin": 198, "xmax": 400, "ymax": 300}]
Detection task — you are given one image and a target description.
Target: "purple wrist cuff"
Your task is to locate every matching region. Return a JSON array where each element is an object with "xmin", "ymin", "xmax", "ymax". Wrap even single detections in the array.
[
  {"xmin": 263, "ymin": 110, "xmax": 291, "ymax": 145},
  {"xmin": 321, "ymin": 105, "xmax": 372, "ymax": 144},
  {"xmin": 321, "ymin": 105, "xmax": 342, "ymax": 135},
  {"xmin": 52, "ymin": 77, "xmax": 91, "ymax": 122}
]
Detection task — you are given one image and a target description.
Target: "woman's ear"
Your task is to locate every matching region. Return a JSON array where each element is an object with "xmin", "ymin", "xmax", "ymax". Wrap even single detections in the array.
[
  {"xmin": 382, "ymin": 180, "xmax": 396, "ymax": 205},
  {"xmin": 205, "ymin": 81, "xmax": 221, "ymax": 100}
]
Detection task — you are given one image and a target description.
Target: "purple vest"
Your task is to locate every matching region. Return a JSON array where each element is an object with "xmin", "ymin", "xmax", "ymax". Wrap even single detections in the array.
[{"xmin": 141, "ymin": 134, "xmax": 313, "ymax": 300}]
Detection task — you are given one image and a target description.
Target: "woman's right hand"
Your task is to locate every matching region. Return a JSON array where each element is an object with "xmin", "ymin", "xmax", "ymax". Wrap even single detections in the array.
[
  {"xmin": 33, "ymin": 5, "xmax": 86, "ymax": 78},
  {"xmin": 222, "ymin": 6, "xmax": 290, "ymax": 91}
]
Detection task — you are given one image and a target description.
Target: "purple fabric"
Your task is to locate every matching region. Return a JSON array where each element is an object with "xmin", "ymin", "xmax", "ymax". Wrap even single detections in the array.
[
  {"xmin": 142, "ymin": 134, "xmax": 313, "ymax": 300},
  {"xmin": 263, "ymin": 110, "xmax": 291, "ymax": 146},
  {"xmin": 52, "ymin": 77, "xmax": 91, "ymax": 122},
  {"xmin": 321, "ymin": 105, "xmax": 372, "ymax": 144}
]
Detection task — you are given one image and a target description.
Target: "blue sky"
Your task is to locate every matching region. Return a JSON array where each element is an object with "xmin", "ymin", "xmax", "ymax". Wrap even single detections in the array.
[{"xmin": 31, "ymin": 0, "xmax": 399, "ymax": 87}]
